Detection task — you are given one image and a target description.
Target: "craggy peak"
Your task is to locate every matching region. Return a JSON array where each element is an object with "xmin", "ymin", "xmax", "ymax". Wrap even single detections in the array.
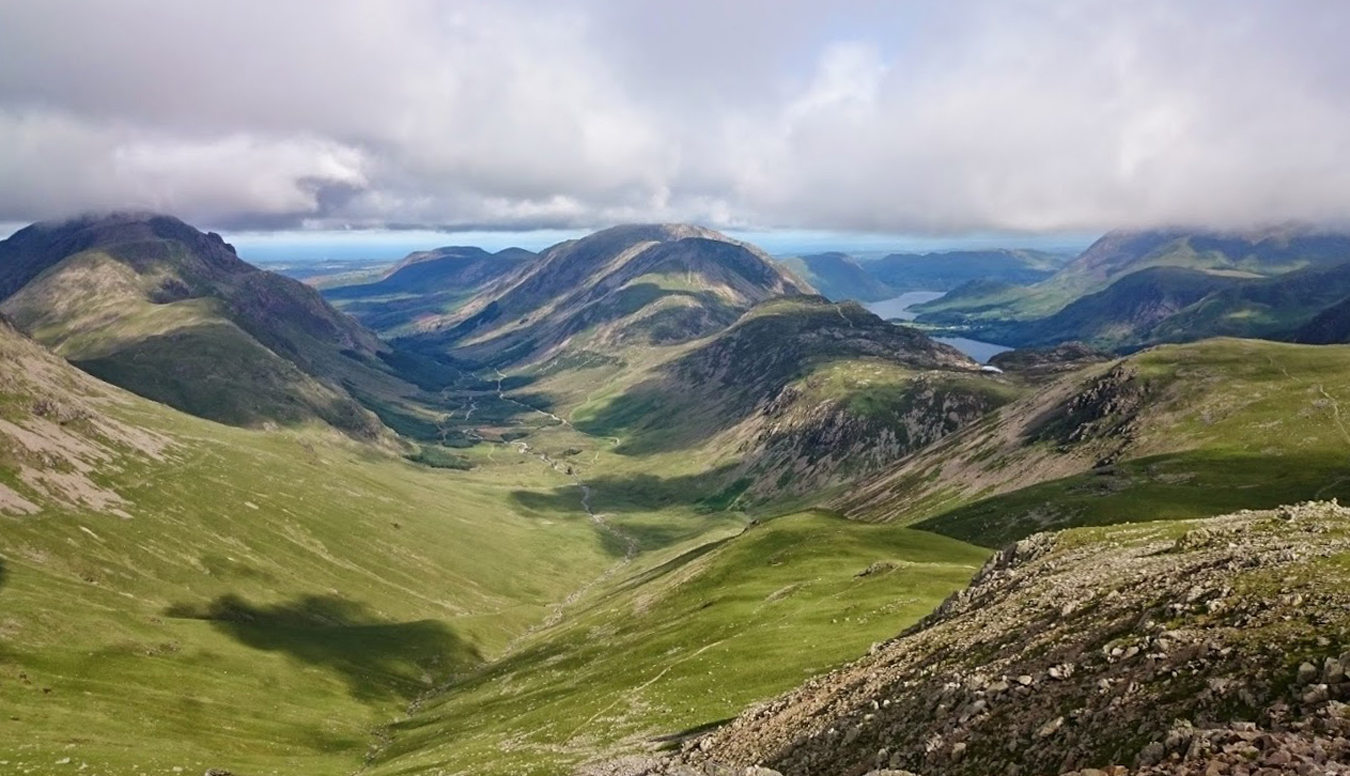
[{"xmin": 2, "ymin": 3, "xmax": 1350, "ymax": 776}]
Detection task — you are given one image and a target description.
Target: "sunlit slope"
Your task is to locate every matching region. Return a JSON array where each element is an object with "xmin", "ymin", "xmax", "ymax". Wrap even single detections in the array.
[
  {"xmin": 564, "ymin": 296, "xmax": 1018, "ymax": 501},
  {"xmin": 0, "ymin": 213, "xmax": 409, "ymax": 437},
  {"xmin": 843, "ymin": 338, "xmax": 1350, "ymax": 546},
  {"xmin": 404, "ymin": 224, "xmax": 811, "ymax": 367},
  {"xmin": 0, "ymin": 320, "xmax": 617, "ymax": 775},
  {"xmin": 369, "ymin": 511, "xmax": 988, "ymax": 776}
]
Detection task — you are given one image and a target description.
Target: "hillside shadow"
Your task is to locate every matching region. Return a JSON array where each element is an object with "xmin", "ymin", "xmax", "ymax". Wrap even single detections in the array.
[
  {"xmin": 164, "ymin": 593, "xmax": 478, "ymax": 702},
  {"xmin": 511, "ymin": 465, "xmax": 746, "ymax": 522},
  {"xmin": 913, "ymin": 450, "xmax": 1350, "ymax": 548},
  {"xmin": 0, "ymin": 557, "xmax": 7, "ymax": 592}
]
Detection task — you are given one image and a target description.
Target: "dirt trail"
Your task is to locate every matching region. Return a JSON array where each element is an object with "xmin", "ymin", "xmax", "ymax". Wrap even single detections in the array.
[
  {"xmin": 495, "ymin": 367, "xmax": 571, "ymax": 427},
  {"xmin": 1317, "ymin": 384, "xmax": 1350, "ymax": 452},
  {"xmin": 491, "ymin": 366, "xmax": 641, "ymax": 652},
  {"xmin": 836, "ymin": 305, "xmax": 855, "ymax": 329},
  {"xmin": 1265, "ymin": 353, "xmax": 1350, "ymax": 453},
  {"xmin": 502, "ymin": 438, "xmax": 640, "ymax": 651}
]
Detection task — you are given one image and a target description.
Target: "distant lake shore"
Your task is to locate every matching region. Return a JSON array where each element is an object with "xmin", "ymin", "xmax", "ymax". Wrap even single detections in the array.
[{"xmin": 865, "ymin": 292, "xmax": 1012, "ymax": 364}]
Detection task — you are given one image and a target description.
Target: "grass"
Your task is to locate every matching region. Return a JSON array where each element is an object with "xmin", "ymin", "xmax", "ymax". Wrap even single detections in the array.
[
  {"xmin": 0, "ymin": 391, "xmax": 621, "ymax": 775},
  {"xmin": 15, "ymin": 230, "xmax": 1350, "ymax": 776},
  {"xmin": 856, "ymin": 338, "xmax": 1350, "ymax": 545},
  {"xmin": 3, "ymin": 315, "xmax": 992, "ymax": 775},
  {"xmin": 366, "ymin": 511, "xmax": 988, "ymax": 776}
]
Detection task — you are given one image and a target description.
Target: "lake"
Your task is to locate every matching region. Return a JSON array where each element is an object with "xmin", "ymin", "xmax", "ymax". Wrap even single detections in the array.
[
  {"xmin": 864, "ymin": 291, "xmax": 945, "ymax": 320},
  {"xmin": 933, "ymin": 336, "xmax": 1012, "ymax": 364},
  {"xmin": 865, "ymin": 292, "xmax": 1013, "ymax": 364}
]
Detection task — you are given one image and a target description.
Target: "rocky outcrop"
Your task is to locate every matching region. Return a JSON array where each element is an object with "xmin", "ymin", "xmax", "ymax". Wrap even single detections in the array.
[
  {"xmin": 738, "ymin": 376, "xmax": 1003, "ymax": 498},
  {"xmin": 607, "ymin": 502, "xmax": 1350, "ymax": 776},
  {"xmin": 989, "ymin": 343, "xmax": 1111, "ymax": 377},
  {"xmin": 1031, "ymin": 364, "xmax": 1149, "ymax": 463}
]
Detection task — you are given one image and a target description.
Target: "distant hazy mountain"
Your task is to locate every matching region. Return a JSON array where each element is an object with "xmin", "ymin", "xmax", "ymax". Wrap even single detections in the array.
[
  {"xmin": 937, "ymin": 259, "xmax": 1350, "ymax": 350},
  {"xmin": 323, "ymin": 245, "xmax": 537, "ymax": 334},
  {"xmin": 916, "ymin": 225, "xmax": 1350, "ymax": 324},
  {"xmin": 408, "ymin": 223, "xmax": 811, "ymax": 365},
  {"xmin": 985, "ymin": 267, "xmax": 1244, "ymax": 348},
  {"xmin": 777, "ymin": 252, "xmax": 895, "ymax": 302},
  {"xmin": 0, "ymin": 213, "xmax": 403, "ymax": 436},
  {"xmin": 862, "ymin": 248, "xmax": 1069, "ymax": 293},
  {"xmin": 1293, "ymin": 294, "xmax": 1350, "ymax": 344}
]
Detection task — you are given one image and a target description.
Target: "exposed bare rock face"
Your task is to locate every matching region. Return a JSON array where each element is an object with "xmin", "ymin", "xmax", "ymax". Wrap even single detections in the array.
[
  {"xmin": 0, "ymin": 316, "xmax": 173, "ymax": 516},
  {"xmin": 609, "ymin": 502, "xmax": 1350, "ymax": 776}
]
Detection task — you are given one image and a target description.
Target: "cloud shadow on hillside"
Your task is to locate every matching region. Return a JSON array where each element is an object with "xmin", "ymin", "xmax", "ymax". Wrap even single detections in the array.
[
  {"xmin": 164, "ymin": 593, "xmax": 478, "ymax": 701},
  {"xmin": 510, "ymin": 466, "xmax": 748, "ymax": 555}
]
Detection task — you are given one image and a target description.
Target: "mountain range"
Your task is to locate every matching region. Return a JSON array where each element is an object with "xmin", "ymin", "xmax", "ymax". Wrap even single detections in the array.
[
  {"xmin": 914, "ymin": 225, "xmax": 1350, "ymax": 350},
  {"xmin": 4, "ymin": 212, "xmax": 1350, "ymax": 776},
  {"xmin": 779, "ymin": 248, "xmax": 1070, "ymax": 303}
]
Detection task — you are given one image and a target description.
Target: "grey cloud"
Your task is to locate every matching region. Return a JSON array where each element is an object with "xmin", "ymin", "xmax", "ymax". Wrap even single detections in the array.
[{"xmin": 0, "ymin": 0, "xmax": 1347, "ymax": 234}]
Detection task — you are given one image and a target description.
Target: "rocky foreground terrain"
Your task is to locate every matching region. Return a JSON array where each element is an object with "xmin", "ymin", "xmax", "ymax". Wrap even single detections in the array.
[{"xmin": 594, "ymin": 502, "xmax": 1350, "ymax": 776}]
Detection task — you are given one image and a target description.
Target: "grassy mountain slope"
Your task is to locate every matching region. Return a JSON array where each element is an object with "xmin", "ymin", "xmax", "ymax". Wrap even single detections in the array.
[
  {"xmin": 915, "ymin": 226, "xmax": 1350, "ymax": 324},
  {"xmin": 840, "ymin": 338, "xmax": 1350, "ymax": 547},
  {"xmin": 986, "ymin": 342, "xmax": 1111, "ymax": 378},
  {"xmin": 974, "ymin": 267, "xmax": 1242, "ymax": 348},
  {"xmin": 323, "ymin": 246, "xmax": 537, "ymax": 335},
  {"xmin": 569, "ymin": 296, "xmax": 1019, "ymax": 499},
  {"xmin": 1147, "ymin": 261, "xmax": 1350, "ymax": 344},
  {"xmin": 0, "ymin": 314, "xmax": 997, "ymax": 776},
  {"xmin": 0, "ymin": 317, "xmax": 636, "ymax": 775},
  {"xmin": 664, "ymin": 502, "xmax": 1350, "ymax": 776},
  {"xmin": 367, "ymin": 510, "xmax": 989, "ymax": 776},
  {"xmin": 777, "ymin": 253, "xmax": 895, "ymax": 302},
  {"xmin": 404, "ymin": 224, "xmax": 810, "ymax": 366},
  {"xmin": 0, "ymin": 213, "xmax": 408, "ymax": 436},
  {"xmin": 1293, "ymin": 294, "xmax": 1350, "ymax": 343},
  {"xmin": 941, "ymin": 260, "xmax": 1350, "ymax": 351}
]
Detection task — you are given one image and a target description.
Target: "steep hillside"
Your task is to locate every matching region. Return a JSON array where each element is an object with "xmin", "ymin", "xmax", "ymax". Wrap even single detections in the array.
[
  {"xmin": 941, "ymin": 260, "xmax": 1350, "ymax": 351},
  {"xmin": 651, "ymin": 501, "xmax": 1350, "ymax": 776},
  {"xmin": 405, "ymin": 224, "xmax": 810, "ymax": 365},
  {"xmin": 0, "ymin": 316, "xmax": 634, "ymax": 775},
  {"xmin": 369, "ymin": 511, "xmax": 989, "ymax": 776},
  {"xmin": 574, "ymin": 296, "xmax": 1018, "ymax": 499},
  {"xmin": 980, "ymin": 267, "xmax": 1242, "ymax": 348},
  {"xmin": 0, "ymin": 213, "xmax": 404, "ymax": 436},
  {"xmin": 778, "ymin": 253, "xmax": 895, "ymax": 302},
  {"xmin": 323, "ymin": 245, "xmax": 537, "ymax": 335},
  {"xmin": 915, "ymin": 225, "xmax": 1350, "ymax": 324},
  {"xmin": 841, "ymin": 338, "xmax": 1350, "ymax": 547},
  {"xmin": 1294, "ymin": 294, "xmax": 1350, "ymax": 343}
]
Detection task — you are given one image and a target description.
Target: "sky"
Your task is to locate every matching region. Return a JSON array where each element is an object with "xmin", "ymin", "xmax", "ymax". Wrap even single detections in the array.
[{"xmin": 1, "ymin": 0, "xmax": 1348, "ymax": 255}]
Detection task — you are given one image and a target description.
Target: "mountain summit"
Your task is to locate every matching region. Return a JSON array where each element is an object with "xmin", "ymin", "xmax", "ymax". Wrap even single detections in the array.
[
  {"xmin": 0, "ymin": 212, "xmax": 400, "ymax": 435},
  {"xmin": 405, "ymin": 223, "xmax": 812, "ymax": 364}
]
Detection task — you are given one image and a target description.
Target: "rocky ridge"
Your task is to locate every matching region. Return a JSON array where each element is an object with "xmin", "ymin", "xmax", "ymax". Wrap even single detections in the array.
[{"xmin": 604, "ymin": 502, "xmax": 1350, "ymax": 776}]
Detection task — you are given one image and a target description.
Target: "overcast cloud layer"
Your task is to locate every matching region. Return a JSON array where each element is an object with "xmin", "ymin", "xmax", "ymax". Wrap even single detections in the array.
[{"xmin": 1, "ymin": 0, "xmax": 1348, "ymax": 234}]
